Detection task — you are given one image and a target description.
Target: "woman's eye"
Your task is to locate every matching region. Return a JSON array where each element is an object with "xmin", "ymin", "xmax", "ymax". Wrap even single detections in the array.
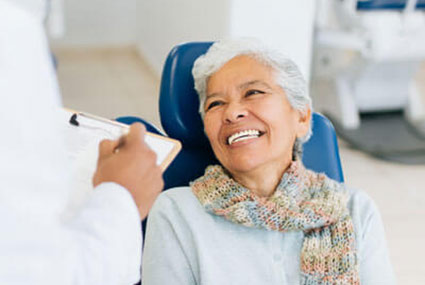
[
  {"xmin": 245, "ymin": 89, "xmax": 264, "ymax": 97},
  {"xmin": 205, "ymin": 101, "xmax": 223, "ymax": 111}
]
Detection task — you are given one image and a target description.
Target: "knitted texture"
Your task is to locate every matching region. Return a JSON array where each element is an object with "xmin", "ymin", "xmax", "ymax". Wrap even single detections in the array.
[{"xmin": 191, "ymin": 160, "xmax": 359, "ymax": 284}]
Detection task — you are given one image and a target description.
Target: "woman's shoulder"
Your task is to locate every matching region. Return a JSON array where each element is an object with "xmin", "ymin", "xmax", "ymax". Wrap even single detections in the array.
[
  {"xmin": 346, "ymin": 187, "xmax": 379, "ymax": 215},
  {"xmin": 147, "ymin": 186, "xmax": 225, "ymax": 236},
  {"xmin": 149, "ymin": 186, "xmax": 204, "ymax": 218},
  {"xmin": 152, "ymin": 186, "xmax": 196, "ymax": 205},
  {"xmin": 344, "ymin": 186, "xmax": 384, "ymax": 239}
]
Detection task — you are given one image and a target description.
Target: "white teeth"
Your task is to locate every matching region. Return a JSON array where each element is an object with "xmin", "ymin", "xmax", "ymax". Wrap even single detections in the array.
[{"xmin": 227, "ymin": 129, "xmax": 261, "ymax": 145}]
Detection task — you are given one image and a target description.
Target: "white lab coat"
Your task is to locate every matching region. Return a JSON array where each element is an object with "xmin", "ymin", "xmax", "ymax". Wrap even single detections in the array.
[{"xmin": 0, "ymin": 1, "xmax": 142, "ymax": 284}]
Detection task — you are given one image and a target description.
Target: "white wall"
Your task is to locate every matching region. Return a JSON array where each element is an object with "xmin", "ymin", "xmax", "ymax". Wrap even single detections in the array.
[
  {"xmin": 51, "ymin": 0, "xmax": 137, "ymax": 47},
  {"xmin": 52, "ymin": 0, "xmax": 316, "ymax": 80},
  {"xmin": 229, "ymin": 0, "xmax": 316, "ymax": 81},
  {"xmin": 137, "ymin": 0, "xmax": 316, "ymax": 79},
  {"xmin": 137, "ymin": 0, "xmax": 231, "ymax": 75}
]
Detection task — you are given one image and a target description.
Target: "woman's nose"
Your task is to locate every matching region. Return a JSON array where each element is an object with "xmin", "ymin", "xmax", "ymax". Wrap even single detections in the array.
[{"xmin": 223, "ymin": 102, "xmax": 248, "ymax": 123}]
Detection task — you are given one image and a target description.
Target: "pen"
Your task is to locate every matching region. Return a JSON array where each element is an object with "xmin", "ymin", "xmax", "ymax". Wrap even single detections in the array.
[{"xmin": 113, "ymin": 135, "xmax": 127, "ymax": 153}]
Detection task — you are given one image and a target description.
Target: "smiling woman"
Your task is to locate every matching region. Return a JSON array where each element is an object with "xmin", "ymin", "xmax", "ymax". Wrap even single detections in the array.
[
  {"xmin": 202, "ymin": 55, "xmax": 310, "ymax": 197},
  {"xmin": 142, "ymin": 39, "xmax": 395, "ymax": 285}
]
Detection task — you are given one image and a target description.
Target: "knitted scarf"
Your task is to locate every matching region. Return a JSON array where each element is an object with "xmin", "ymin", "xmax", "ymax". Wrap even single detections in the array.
[{"xmin": 191, "ymin": 160, "xmax": 360, "ymax": 284}]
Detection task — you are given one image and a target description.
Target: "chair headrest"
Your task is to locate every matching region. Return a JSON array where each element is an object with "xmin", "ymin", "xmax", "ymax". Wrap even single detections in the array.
[{"xmin": 159, "ymin": 42, "xmax": 213, "ymax": 148}]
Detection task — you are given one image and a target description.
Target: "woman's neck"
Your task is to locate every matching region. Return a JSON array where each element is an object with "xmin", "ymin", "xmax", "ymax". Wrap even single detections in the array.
[{"xmin": 230, "ymin": 160, "xmax": 293, "ymax": 197}]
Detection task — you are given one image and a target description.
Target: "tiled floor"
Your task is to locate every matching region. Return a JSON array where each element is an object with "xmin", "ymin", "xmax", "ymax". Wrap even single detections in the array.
[{"xmin": 55, "ymin": 47, "xmax": 425, "ymax": 284}]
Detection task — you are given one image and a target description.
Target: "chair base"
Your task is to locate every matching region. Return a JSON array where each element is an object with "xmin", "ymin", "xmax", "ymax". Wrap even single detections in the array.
[{"xmin": 328, "ymin": 111, "xmax": 425, "ymax": 165}]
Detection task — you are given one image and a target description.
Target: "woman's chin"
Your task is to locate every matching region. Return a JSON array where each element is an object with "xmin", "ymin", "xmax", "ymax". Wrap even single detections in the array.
[{"xmin": 222, "ymin": 158, "xmax": 265, "ymax": 176}]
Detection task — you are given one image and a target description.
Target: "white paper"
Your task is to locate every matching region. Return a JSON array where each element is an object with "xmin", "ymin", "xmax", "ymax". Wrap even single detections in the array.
[{"xmin": 61, "ymin": 109, "xmax": 176, "ymax": 166}]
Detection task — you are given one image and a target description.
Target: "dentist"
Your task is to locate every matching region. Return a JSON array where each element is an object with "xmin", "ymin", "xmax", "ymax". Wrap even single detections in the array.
[{"xmin": 0, "ymin": 1, "xmax": 163, "ymax": 284}]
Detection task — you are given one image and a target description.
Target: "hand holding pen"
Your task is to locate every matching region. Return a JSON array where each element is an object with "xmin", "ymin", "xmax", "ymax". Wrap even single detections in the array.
[{"xmin": 93, "ymin": 123, "xmax": 164, "ymax": 220}]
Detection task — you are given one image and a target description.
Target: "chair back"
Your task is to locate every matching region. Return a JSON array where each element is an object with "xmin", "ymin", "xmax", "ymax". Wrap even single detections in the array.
[{"xmin": 159, "ymin": 42, "xmax": 345, "ymax": 188}]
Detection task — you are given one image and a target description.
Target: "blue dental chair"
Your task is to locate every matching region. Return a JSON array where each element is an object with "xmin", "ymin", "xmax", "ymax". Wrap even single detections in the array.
[
  {"xmin": 119, "ymin": 42, "xmax": 345, "ymax": 188},
  {"xmin": 159, "ymin": 42, "xmax": 345, "ymax": 185}
]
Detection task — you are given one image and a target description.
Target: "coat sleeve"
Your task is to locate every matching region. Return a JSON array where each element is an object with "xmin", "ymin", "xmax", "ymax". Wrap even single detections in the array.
[
  {"xmin": 64, "ymin": 182, "xmax": 143, "ymax": 285},
  {"xmin": 0, "ymin": 182, "xmax": 142, "ymax": 285},
  {"xmin": 142, "ymin": 192, "xmax": 197, "ymax": 285}
]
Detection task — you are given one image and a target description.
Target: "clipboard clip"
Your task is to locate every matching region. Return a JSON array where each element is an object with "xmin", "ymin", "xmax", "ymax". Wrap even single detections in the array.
[
  {"xmin": 68, "ymin": 112, "xmax": 129, "ymax": 137},
  {"xmin": 69, "ymin": 113, "xmax": 80, "ymax": 126}
]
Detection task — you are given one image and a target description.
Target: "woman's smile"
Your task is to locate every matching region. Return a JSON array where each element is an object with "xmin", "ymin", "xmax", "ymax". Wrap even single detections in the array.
[{"xmin": 226, "ymin": 129, "xmax": 265, "ymax": 145}]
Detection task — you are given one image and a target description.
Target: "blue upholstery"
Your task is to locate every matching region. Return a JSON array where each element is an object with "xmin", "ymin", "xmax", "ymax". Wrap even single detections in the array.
[
  {"xmin": 159, "ymin": 42, "xmax": 212, "ymax": 147},
  {"xmin": 357, "ymin": 0, "xmax": 425, "ymax": 10},
  {"xmin": 116, "ymin": 116, "xmax": 163, "ymax": 135},
  {"xmin": 159, "ymin": 42, "xmax": 345, "ymax": 184}
]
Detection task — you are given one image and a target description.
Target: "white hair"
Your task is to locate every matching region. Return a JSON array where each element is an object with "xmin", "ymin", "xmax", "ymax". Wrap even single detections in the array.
[{"xmin": 192, "ymin": 38, "xmax": 313, "ymax": 149}]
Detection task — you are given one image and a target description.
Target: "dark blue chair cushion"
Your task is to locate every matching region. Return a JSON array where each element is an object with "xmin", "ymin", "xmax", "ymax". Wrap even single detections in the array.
[
  {"xmin": 159, "ymin": 42, "xmax": 213, "ymax": 148},
  {"xmin": 159, "ymin": 42, "xmax": 344, "ymax": 183},
  {"xmin": 303, "ymin": 113, "xmax": 344, "ymax": 182},
  {"xmin": 116, "ymin": 116, "xmax": 163, "ymax": 135}
]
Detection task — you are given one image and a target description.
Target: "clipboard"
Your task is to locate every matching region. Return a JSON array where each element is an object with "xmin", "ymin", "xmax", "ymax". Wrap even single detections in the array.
[{"xmin": 65, "ymin": 109, "xmax": 181, "ymax": 172}]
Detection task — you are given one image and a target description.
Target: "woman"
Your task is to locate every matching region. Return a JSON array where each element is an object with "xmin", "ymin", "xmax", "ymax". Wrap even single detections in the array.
[{"xmin": 142, "ymin": 39, "xmax": 395, "ymax": 284}]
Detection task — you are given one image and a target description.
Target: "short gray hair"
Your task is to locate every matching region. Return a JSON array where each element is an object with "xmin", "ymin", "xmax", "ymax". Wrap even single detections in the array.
[{"xmin": 192, "ymin": 38, "xmax": 313, "ymax": 158}]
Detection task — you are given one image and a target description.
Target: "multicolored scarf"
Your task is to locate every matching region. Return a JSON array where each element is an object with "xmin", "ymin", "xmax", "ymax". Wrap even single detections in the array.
[{"xmin": 191, "ymin": 160, "xmax": 360, "ymax": 284}]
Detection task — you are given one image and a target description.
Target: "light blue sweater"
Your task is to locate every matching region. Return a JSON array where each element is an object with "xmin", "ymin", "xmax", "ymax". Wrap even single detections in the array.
[{"xmin": 142, "ymin": 186, "xmax": 395, "ymax": 285}]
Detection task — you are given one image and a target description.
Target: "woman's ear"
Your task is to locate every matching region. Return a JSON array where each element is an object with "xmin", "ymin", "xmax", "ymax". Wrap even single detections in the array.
[{"xmin": 296, "ymin": 107, "xmax": 312, "ymax": 138}]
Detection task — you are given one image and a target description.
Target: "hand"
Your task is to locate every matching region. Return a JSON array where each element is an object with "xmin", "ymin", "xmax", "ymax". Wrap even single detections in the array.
[{"xmin": 93, "ymin": 123, "xmax": 164, "ymax": 219}]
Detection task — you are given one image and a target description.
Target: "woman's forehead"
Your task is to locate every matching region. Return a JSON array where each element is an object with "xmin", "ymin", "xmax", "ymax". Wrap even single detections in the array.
[
  {"xmin": 218, "ymin": 54, "xmax": 272, "ymax": 71},
  {"xmin": 208, "ymin": 56, "xmax": 274, "ymax": 81}
]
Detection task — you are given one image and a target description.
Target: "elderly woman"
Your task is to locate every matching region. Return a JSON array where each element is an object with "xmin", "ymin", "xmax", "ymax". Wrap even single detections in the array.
[{"xmin": 142, "ymin": 39, "xmax": 395, "ymax": 284}]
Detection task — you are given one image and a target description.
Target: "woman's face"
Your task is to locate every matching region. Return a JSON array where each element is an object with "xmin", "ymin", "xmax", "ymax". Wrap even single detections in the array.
[{"xmin": 203, "ymin": 55, "xmax": 310, "ymax": 176}]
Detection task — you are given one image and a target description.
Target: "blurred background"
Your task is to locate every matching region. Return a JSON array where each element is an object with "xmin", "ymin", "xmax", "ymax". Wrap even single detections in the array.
[{"xmin": 46, "ymin": 0, "xmax": 425, "ymax": 283}]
